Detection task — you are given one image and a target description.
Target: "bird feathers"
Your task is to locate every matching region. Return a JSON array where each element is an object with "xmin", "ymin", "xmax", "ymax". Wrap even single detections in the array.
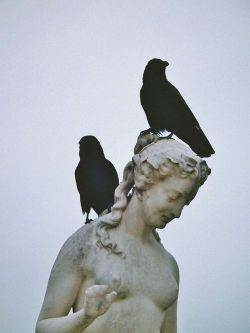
[
  {"xmin": 75, "ymin": 136, "xmax": 119, "ymax": 222},
  {"xmin": 140, "ymin": 58, "xmax": 215, "ymax": 158}
]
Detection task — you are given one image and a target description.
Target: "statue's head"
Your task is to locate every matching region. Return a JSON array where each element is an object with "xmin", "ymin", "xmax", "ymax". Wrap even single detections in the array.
[
  {"xmin": 111, "ymin": 137, "xmax": 210, "ymax": 223},
  {"xmin": 133, "ymin": 138, "xmax": 209, "ymax": 192},
  {"xmin": 97, "ymin": 137, "xmax": 211, "ymax": 255},
  {"xmin": 132, "ymin": 138, "xmax": 210, "ymax": 227}
]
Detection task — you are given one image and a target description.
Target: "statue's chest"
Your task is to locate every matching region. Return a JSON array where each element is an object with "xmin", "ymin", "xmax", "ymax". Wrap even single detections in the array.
[{"xmin": 85, "ymin": 243, "xmax": 178, "ymax": 311}]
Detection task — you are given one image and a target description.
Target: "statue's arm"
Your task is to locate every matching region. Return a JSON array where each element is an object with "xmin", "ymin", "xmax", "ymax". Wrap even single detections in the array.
[
  {"xmin": 36, "ymin": 282, "xmax": 117, "ymax": 333},
  {"xmin": 35, "ymin": 236, "xmax": 89, "ymax": 333},
  {"xmin": 36, "ymin": 233, "xmax": 117, "ymax": 333},
  {"xmin": 160, "ymin": 299, "xmax": 178, "ymax": 333}
]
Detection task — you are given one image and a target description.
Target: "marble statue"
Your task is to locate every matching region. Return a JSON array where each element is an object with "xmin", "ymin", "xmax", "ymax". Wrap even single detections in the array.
[{"xmin": 36, "ymin": 136, "xmax": 210, "ymax": 333}]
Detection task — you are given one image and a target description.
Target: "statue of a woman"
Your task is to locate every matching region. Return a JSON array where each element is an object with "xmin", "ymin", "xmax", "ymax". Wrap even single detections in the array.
[{"xmin": 36, "ymin": 138, "xmax": 210, "ymax": 333}]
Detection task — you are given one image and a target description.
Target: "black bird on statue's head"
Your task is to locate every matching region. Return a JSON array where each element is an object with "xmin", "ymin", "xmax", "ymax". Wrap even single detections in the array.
[
  {"xmin": 140, "ymin": 58, "xmax": 215, "ymax": 158},
  {"xmin": 75, "ymin": 135, "xmax": 119, "ymax": 223}
]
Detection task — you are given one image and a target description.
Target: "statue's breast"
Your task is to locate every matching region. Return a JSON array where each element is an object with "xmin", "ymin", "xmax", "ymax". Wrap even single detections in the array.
[
  {"xmin": 124, "ymin": 244, "xmax": 179, "ymax": 310},
  {"xmin": 84, "ymin": 240, "xmax": 178, "ymax": 311}
]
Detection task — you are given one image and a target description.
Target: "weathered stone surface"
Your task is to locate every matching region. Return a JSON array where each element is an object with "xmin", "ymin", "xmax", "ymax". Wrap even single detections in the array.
[{"xmin": 36, "ymin": 138, "xmax": 210, "ymax": 333}]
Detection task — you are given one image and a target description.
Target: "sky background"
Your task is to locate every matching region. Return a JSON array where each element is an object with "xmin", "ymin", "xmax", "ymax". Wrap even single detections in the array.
[{"xmin": 1, "ymin": 1, "xmax": 250, "ymax": 332}]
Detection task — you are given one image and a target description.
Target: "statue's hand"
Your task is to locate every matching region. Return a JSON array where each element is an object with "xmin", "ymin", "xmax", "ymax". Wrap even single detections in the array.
[{"xmin": 84, "ymin": 285, "xmax": 117, "ymax": 319}]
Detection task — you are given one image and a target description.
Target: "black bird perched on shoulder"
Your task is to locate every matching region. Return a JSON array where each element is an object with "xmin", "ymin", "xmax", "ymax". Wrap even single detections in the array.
[
  {"xmin": 75, "ymin": 136, "xmax": 119, "ymax": 223},
  {"xmin": 140, "ymin": 58, "xmax": 215, "ymax": 158}
]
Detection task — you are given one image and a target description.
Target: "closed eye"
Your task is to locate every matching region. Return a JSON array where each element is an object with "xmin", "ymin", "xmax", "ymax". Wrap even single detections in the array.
[{"xmin": 169, "ymin": 192, "xmax": 183, "ymax": 201}]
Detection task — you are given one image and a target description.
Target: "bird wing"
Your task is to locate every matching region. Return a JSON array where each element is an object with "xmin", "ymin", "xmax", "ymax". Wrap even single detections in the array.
[
  {"xmin": 163, "ymin": 81, "xmax": 200, "ymax": 125},
  {"xmin": 140, "ymin": 80, "xmax": 170, "ymax": 132},
  {"xmin": 87, "ymin": 158, "xmax": 119, "ymax": 214},
  {"xmin": 75, "ymin": 158, "xmax": 119, "ymax": 215},
  {"xmin": 140, "ymin": 61, "xmax": 215, "ymax": 157},
  {"xmin": 75, "ymin": 162, "xmax": 92, "ymax": 214},
  {"xmin": 165, "ymin": 81, "xmax": 215, "ymax": 157}
]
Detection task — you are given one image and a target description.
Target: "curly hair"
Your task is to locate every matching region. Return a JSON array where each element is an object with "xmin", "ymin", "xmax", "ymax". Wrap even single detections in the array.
[
  {"xmin": 133, "ymin": 138, "xmax": 210, "ymax": 192},
  {"xmin": 96, "ymin": 137, "xmax": 211, "ymax": 256}
]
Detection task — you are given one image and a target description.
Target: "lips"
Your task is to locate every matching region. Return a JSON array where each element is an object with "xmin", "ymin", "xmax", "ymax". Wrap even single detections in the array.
[
  {"xmin": 161, "ymin": 216, "xmax": 171, "ymax": 223},
  {"xmin": 161, "ymin": 214, "xmax": 175, "ymax": 224}
]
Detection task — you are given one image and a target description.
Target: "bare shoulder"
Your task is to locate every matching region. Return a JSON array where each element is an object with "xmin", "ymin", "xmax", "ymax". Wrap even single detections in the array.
[
  {"xmin": 160, "ymin": 245, "xmax": 180, "ymax": 283},
  {"xmin": 52, "ymin": 222, "xmax": 96, "ymax": 272}
]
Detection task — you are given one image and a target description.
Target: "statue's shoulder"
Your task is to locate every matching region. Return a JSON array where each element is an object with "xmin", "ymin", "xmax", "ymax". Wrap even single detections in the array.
[
  {"xmin": 69, "ymin": 222, "xmax": 96, "ymax": 247},
  {"xmin": 164, "ymin": 249, "xmax": 179, "ymax": 282},
  {"xmin": 54, "ymin": 222, "xmax": 97, "ymax": 266}
]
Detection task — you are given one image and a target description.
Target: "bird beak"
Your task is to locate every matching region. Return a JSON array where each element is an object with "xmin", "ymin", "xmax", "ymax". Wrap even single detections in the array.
[{"xmin": 164, "ymin": 61, "xmax": 169, "ymax": 67}]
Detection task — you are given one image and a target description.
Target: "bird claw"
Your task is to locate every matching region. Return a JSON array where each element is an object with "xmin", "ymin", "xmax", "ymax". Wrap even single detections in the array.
[
  {"xmin": 161, "ymin": 130, "xmax": 176, "ymax": 139},
  {"xmin": 85, "ymin": 218, "xmax": 93, "ymax": 224},
  {"xmin": 166, "ymin": 132, "xmax": 174, "ymax": 139}
]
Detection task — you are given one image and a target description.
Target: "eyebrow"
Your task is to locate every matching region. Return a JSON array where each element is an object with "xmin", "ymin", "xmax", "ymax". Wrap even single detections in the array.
[{"xmin": 172, "ymin": 190, "xmax": 188, "ymax": 197}]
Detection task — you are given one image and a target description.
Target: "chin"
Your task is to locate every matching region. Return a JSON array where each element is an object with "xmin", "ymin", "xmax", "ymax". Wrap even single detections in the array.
[
  {"xmin": 156, "ymin": 225, "xmax": 165, "ymax": 229},
  {"xmin": 157, "ymin": 216, "xmax": 174, "ymax": 228},
  {"xmin": 157, "ymin": 221, "xmax": 169, "ymax": 229}
]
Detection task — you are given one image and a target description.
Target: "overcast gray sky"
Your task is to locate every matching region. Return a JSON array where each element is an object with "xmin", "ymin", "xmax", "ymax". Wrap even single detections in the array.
[{"xmin": 1, "ymin": 1, "xmax": 250, "ymax": 332}]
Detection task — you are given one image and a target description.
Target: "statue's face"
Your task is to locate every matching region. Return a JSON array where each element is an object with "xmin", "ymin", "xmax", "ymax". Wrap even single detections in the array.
[{"xmin": 141, "ymin": 173, "xmax": 199, "ymax": 229}]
